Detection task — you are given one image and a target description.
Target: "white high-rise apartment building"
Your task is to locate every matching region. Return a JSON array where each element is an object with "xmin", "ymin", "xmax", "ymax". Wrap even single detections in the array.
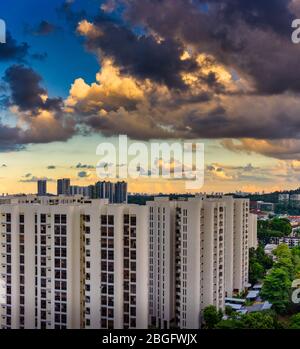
[
  {"xmin": 222, "ymin": 196, "xmax": 251, "ymax": 297},
  {"xmin": 147, "ymin": 198, "xmax": 177, "ymax": 329},
  {"xmin": 175, "ymin": 197, "xmax": 226, "ymax": 329},
  {"xmin": 0, "ymin": 196, "xmax": 148, "ymax": 329},
  {"xmin": 0, "ymin": 202, "xmax": 82, "ymax": 329},
  {"xmin": 80, "ymin": 203, "xmax": 148, "ymax": 329},
  {"xmin": 147, "ymin": 196, "xmax": 255, "ymax": 329},
  {"xmin": 248, "ymin": 213, "xmax": 258, "ymax": 250}
]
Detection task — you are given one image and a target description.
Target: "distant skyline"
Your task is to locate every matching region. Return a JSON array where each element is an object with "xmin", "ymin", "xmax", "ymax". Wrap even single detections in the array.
[{"xmin": 1, "ymin": 1, "xmax": 300, "ymax": 194}]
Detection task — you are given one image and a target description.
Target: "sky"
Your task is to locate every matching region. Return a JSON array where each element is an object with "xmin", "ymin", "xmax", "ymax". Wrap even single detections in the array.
[{"xmin": 1, "ymin": 0, "xmax": 300, "ymax": 194}]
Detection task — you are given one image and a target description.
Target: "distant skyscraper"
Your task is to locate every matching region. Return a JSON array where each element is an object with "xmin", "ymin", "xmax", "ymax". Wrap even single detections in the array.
[
  {"xmin": 114, "ymin": 181, "xmax": 128, "ymax": 203},
  {"xmin": 57, "ymin": 179, "xmax": 70, "ymax": 196},
  {"xmin": 37, "ymin": 180, "xmax": 47, "ymax": 196},
  {"xmin": 95, "ymin": 182, "xmax": 114, "ymax": 203}
]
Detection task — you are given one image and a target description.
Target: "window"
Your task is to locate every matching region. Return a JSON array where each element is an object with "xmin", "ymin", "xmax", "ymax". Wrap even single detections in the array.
[
  {"xmin": 130, "ymin": 216, "xmax": 136, "ymax": 226},
  {"xmin": 108, "ymin": 215, "xmax": 114, "ymax": 225},
  {"xmin": 130, "ymin": 307, "xmax": 136, "ymax": 316},
  {"xmin": 107, "ymin": 308, "xmax": 114, "ymax": 318},
  {"xmin": 108, "ymin": 227, "xmax": 114, "ymax": 237},
  {"xmin": 101, "ymin": 227, "xmax": 107, "ymax": 237},
  {"xmin": 61, "ymin": 215, "xmax": 67, "ymax": 224},
  {"xmin": 61, "ymin": 226, "xmax": 67, "ymax": 235},
  {"xmin": 101, "ymin": 215, "xmax": 107, "ymax": 225},
  {"xmin": 108, "ymin": 274, "xmax": 114, "ymax": 283},
  {"xmin": 108, "ymin": 251, "xmax": 114, "ymax": 260},
  {"xmin": 124, "ymin": 215, "xmax": 129, "ymax": 224}
]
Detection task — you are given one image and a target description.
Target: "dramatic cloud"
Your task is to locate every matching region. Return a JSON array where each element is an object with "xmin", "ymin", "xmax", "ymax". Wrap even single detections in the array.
[
  {"xmin": 0, "ymin": 65, "xmax": 75, "ymax": 151},
  {"xmin": 0, "ymin": 32, "xmax": 29, "ymax": 62},
  {"xmin": 204, "ymin": 0, "xmax": 294, "ymax": 35},
  {"xmin": 3, "ymin": 0, "xmax": 300, "ymax": 164},
  {"xmin": 66, "ymin": 58, "xmax": 145, "ymax": 113},
  {"xmin": 221, "ymin": 139, "xmax": 300, "ymax": 160},
  {"xmin": 62, "ymin": 0, "xmax": 300, "ymax": 160},
  {"xmin": 0, "ymin": 124, "xmax": 25, "ymax": 152},
  {"xmin": 78, "ymin": 18, "xmax": 198, "ymax": 89},
  {"xmin": 4, "ymin": 65, "xmax": 62, "ymax": 113}
]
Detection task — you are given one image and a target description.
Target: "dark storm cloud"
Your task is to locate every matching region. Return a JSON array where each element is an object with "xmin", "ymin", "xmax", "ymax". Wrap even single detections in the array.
[
  {"xmin": 3, "ymin": 65, "xmax": 63, "ymax": 113},
  {"xmin": 205, "ymin": 0, "xmax": 294, "ymax": 36},
  {"xmin": 83, "ymin": 16, "xmax": 198, "ymax": 89},
  {"xmin": 0, "ymin": 32, "xmax": 29, "ymax": 62},
  {"xmin": 121, "ymin": 0, "xmax": 300, "ymax": 95},
  {"xmin": 181, "ymin": 103, "xmax": 300, "ymax": 140},
  {"xmin": 0, "ymin": 118, "xmax": 74, "ymax": 152},
  {"xmin": 0, "ymin": 65, "xmax": 75, "ymax": 151},
  {"xmin": 0, "ymin": 124, "xmax": 24, "ymax": 152}
]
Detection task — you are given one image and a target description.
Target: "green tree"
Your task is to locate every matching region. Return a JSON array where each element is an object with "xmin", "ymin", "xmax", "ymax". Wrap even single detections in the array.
[
  {"xmin": 224, "ymin": 305, "xmax": 234, "ymax": 316},
  {"xmin": 215, "ymin": 318, "xmax": 244, "ymax": 329},
  {"xmin": 270, "ymin": 218, "xmax": 292, "ymax": 236},
  {"xmin": 249, "ymin": 260, "xmax": 264, "ymax": 285},
  {"xmin": 258, "ymin": 218, "xmax": 292, "ymax": 243},
  {"xmin": 274, "ymin": 257, "xmax": 295, "ymax": 281},
  {"xmin": 289, "ymin": 313, "xmax": 300, "ymax": 329},
  {"xmin": 274, "ymin": 244, "xmax": 292, "ymax": 259},
  {"xmin": 203, "ymin": 306, "xmax": 223, "ymax": 329},
  {"xmin": 261, "ymin": 268, "xmax": 292, "ymax": 313},
  {"xmin": 241, "ymin": 312, "xmax": 276, "ymax": 329},
  {"xmin": 248, "ymin": 246, "xmax": 273, "ymax": 285},
  {"xmin": 215, "ymin": 311, "xmax": 277, "ymax": 329}
]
